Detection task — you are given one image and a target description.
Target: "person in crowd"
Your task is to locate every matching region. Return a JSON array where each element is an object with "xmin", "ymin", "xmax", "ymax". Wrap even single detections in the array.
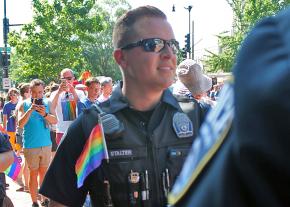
[
  {"xmin": 97, "ymin": 76, "xmax": 113, "ymax": 103},
  {"xmin": 3, "ymin": 88, "xmax": 19, "ymax": 153},
  {"xmin": 172, "ymin": 59, "xmax": 213, "ymax": 124},
  {"xmin": 176, "ymin": 59, "xmax": 215, "ymax": 107},
  {"xmin": 169, "ymin": 6, "xmax": 290, "ymax": 207},
  {"xmin": 77, "ymin": 77, "xmax": 101, "ymax": 115},
  {"xmin": 40, "ymin": 5, "xmax": 202, "ymax": 207},
  {"xmin": 18, "ymin": 79, "xmax": 57, "ymax": 207},
  {"xmin": 209, "ymin": 80, "xmax": 223, "ymax": 101},
  {"xmin": 77, "ymin": 77, "xmax": 101, "ymax": 207},
  {"xmin": 14, "ymin": 83, "xmax": 31, "ymax": 192},
  {"xmin": 46, "ymin": 83, "xmax": 59, "ymax": 160},
  {"xmin": 75, "ymin": 84, "xmax": 87, "ymax": 97},
  {"xmin": 49, "ymin": 68, "xmax": 85, "ymax": 145},
  {"xmin": 0, "ymin": 96, "xmax": 5, "ymax": 111},
  {"xmin": 0, "ymin": 132, "xmax": 14, "ymax": 207}
]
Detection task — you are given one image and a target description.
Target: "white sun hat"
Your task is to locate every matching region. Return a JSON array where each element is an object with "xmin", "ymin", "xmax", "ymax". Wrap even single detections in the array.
[{"xmin": 176, "ymin": 59, "xmax": 212, "ymax": 96}]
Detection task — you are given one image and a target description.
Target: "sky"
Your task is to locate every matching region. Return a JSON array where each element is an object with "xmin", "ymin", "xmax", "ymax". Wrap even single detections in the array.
[
  {"xmin": 128, "ymin": 0, "xmax": 233, "ymax": 59},
  {"xmin": 0, "ymin": 0, "xmax": 233, "ymax": 59}
]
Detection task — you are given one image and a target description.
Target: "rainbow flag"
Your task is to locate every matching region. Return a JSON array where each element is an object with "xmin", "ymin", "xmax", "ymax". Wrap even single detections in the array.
[
  {"xmin": 61, "ymin": 100, "xmax": 77, "ymax": 121},
  {"xmin": 78, "ymin": 70, "xmax": 92, "ymax": 84},
  {"xmin": 4, "ymin": 153, "xmax": 21, "ymax": 181},
  {"xmin": 75, "ymin": 116, "xmax": 109, "ymax": 188}
]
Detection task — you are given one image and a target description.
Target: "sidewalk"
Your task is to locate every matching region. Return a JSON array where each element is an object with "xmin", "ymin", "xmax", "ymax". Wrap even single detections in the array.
[{"xmin": 5, "ymin": 176, "xmax": 32, "ymax": 207}]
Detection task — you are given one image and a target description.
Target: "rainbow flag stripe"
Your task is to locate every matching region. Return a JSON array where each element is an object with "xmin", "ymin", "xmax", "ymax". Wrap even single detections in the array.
[
  {"xmin": 78, "ymin": 70, "xmax": 92, "ymax": 84},
  {"xmin": 75, "ymin": 120, "xmax": 109, "ymax": 188},
  {"xmin": 61, "ymin": 100, "xmax": 77, "ymax": 121},
  {"xmin": 4, "ymin": 153, "xmax": 21, "ymax": 181}
]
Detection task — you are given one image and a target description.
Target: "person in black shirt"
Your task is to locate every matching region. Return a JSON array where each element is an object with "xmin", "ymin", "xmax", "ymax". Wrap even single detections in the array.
[{"xmin": 40, "ymin": 5, "xmax": 202, "ymax": 207}]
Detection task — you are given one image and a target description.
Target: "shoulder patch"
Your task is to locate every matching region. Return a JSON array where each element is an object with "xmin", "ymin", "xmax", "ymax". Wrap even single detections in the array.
[{"xmin": 173, "ymin": 112, "xmax": 193, "ymax": 138}]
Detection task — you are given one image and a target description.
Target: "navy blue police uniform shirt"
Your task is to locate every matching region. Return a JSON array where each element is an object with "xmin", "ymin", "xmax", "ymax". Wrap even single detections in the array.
[
  {"xmin": 39, "ymin": 84, "xmax": 199, "ymax": 207},
  {"xmin": 169, "ymin": 6, "xmax": 290, "ymax": 207}
]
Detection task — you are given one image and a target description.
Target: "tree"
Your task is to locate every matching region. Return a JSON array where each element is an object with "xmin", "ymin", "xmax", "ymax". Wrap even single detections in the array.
[
  {"xmin": 8, "ymin": 0, "xmax": 130, "ymax": 83},
  {"xmin": 82, "ymin": 0, "xmax": 130, "ymax": 81},
  {"xmin": 205, "ymin": 0, "xmax": 290, "ymax": 72}
]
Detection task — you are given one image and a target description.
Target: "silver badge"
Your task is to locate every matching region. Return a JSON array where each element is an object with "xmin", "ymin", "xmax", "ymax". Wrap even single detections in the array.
[{"xmin": 173, "ymin": 112, "xmax": 193, "ymax": 138}]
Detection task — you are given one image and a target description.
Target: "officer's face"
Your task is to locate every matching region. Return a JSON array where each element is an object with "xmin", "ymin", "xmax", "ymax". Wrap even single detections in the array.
[{"xmin": 119, "ymin": 17, "xmax": 177, "ymax": 91}]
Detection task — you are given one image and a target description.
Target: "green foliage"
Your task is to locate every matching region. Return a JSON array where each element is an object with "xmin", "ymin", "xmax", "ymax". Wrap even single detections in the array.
[
  {"xmin": 176, "ymin": 49, "xmax": 187, "ymax": 64},
  {"xmin": 8, "ymin": 0, "xmax": 130, "ymax": 84},
  {"xmin": 205, "ymin": 31, "xmax": 243, "ymax": 72},
  {"xmin": 205, "ymin": 0, "xmax": 290, "ymax": 72},
  {"xmin": 81, "ymin": 0, "xmax": 130, "ymax": 81}
]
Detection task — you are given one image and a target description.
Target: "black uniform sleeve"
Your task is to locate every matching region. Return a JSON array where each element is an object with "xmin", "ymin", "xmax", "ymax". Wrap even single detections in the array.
[
  {"xmin": 233, "ymin": 12, "xmax": 290, "ymax": 205},
  {"xmin": 0, "ymin": 133, "xmax": 12, "ymax": 153},
  {"xmin": 39, "ymin": 115, "xmax": 97, "ymax": 207}
]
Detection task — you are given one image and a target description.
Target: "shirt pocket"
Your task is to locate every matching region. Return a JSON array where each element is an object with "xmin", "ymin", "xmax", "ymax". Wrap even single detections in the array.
[
  {"xmin": 102, "ymin": 147, "xmax": 148, "ymax": 204},
  {"xmin": 166, "ymin": 146, "xmax": 191, "ymax": 183}
]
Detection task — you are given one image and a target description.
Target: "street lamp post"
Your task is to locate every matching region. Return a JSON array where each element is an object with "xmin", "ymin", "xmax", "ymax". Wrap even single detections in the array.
[
  {"xmin": 2, "ymin": 0, "xmax": 24, "ymax": 84},
  {"xmin": 2, "ymin": 0, "xmax": 9, "ymax": 79},
  {"xmin": 173, "ymin": 4, "xmax": 194, "ymax": 59},
  {"xmin": 185, "ymin": 5, "xmax": 193, "ymax": 59}
]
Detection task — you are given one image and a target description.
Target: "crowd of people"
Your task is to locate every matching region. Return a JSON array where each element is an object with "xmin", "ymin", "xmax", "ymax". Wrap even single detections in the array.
[{"xmin": 0, "ymin": 70, "xmax": 114, "ymax": 207}]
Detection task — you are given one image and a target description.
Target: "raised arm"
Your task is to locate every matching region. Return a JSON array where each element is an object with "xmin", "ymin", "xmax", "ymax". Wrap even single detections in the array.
[
  {"xmin": 18, "ymin": 102, "xmax": 34, "ymax": 129},
  {"xmin": 50, "ymin": 81, "xmax": 67, "ymax": 113}
]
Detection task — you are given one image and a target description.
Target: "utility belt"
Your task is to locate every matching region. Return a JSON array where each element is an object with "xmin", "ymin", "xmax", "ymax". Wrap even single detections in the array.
[{"xmin": 101, "ymin": 168, "xmax": 172, "ymax": 207}]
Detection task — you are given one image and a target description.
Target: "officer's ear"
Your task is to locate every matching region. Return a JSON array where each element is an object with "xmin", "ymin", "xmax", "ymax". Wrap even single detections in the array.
[{"xmin": 113, "ymin": 49, "xmax": 128, "ymax": 69}]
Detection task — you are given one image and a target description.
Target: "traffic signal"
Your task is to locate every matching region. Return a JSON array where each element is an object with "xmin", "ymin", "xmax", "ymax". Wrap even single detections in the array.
[
  {"xmin": 1, "ymin": 52, "xmax": 5, "ymax": 67},
  {"xmin": 185, "ymin": 33, "xmax": 190, "ymax": 53},
  {"xmin": 7, "ymin": 53, "xmax": 10, "ymax": 66},
  {"xmin": 1, "ymin": 52, "xmax": 11, "ymax": 67},
  {"xmin": 181, "ymin": 48, "xmax": 187, "ymax": 59}
]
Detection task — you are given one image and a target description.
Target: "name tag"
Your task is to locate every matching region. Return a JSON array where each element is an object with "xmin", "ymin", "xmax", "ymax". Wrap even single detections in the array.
[
  {"xmin": 108, "ymin": 147, "xmax": 147, "ymax": 160},
  {"xmin": 110, "ymin": 149, "xmax": 133, "ymax": 158}
]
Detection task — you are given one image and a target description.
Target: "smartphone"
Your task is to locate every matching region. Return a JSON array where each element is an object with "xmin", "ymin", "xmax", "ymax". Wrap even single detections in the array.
[{"xmin": 32, "ymin": 98, "xmax": 44, "ymax": 105}]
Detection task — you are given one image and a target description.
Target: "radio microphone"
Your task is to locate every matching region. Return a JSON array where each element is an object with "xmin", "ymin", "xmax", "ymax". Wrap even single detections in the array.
[{"xmin": 93, "ymin": 104, "xmax": 124, "ymax": 139}]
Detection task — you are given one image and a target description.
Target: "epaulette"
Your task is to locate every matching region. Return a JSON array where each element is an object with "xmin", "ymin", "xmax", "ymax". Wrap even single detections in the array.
[{"xmin": 174, "ymin": 94, "xmax": 203, "ymax": 131}]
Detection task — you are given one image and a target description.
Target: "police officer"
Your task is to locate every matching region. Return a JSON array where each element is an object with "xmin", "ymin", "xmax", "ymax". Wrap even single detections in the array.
[
  {"xmin": 169, "ymin": 6, "xmax": 290, "ymax": 207},
  {"xmin": 39, "ymin": 6, "xmax": 201, "ymax": 207}
]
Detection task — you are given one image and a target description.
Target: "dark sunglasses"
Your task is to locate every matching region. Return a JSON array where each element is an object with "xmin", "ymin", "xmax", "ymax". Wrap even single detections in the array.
[{"xmin": 121, "ymin": 38, "xmax": 179, "ymax": 54}]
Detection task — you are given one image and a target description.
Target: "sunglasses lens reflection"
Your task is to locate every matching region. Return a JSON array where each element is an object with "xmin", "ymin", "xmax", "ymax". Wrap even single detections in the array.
[{"xmin": 142, "ymin": 39, "xmax": 179, "ymax": 54}]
